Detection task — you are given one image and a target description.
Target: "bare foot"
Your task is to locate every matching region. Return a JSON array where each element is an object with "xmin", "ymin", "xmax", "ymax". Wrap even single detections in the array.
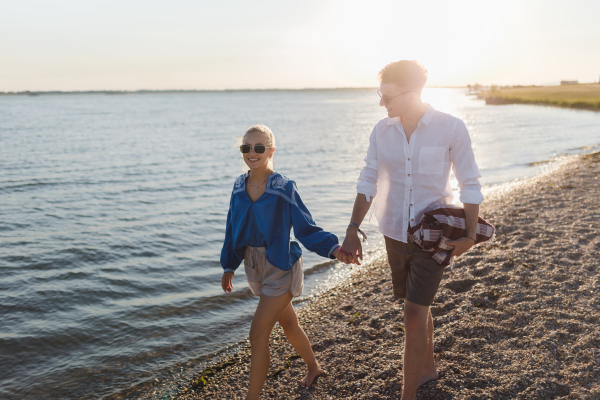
[
  {"xmin": 298, "ymin": 367, "xmax": 323, "ymax": 388},
  {"xmin": 418, "ymin": 368, "xmax": 439, "ymax": 388}
]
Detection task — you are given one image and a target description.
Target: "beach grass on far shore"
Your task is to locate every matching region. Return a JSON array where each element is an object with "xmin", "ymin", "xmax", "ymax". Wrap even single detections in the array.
[{"xmin": 478, "ymin": 84, "xmax": 600, "ymax": 110}]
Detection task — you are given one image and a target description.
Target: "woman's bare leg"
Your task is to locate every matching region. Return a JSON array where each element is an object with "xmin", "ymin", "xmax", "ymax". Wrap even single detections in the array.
[
  {"xmin": 246, "ymin": 292, "xmax": 293, "ymax": 400},
  {"xmin": 277, "ymin": 302, "xmax": 323, "ymax": 387}
]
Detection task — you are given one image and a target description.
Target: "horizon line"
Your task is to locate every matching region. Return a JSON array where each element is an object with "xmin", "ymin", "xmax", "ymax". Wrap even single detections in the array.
[
  {"xmin": 3, "ymin": 82, "xmax": 596, "ymax": 96},
  {"xmin": 0, "ymin": 85, "xmax": 468, "ymax": 96}
]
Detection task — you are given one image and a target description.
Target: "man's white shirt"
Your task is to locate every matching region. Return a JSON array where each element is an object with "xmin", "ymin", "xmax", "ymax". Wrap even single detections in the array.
[{"xmin": 357, "ymin": 105, "xmax": 484, "ymax": 243}]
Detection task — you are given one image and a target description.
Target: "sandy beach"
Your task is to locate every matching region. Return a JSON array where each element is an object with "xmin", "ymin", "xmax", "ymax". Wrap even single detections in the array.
[{"xmin": 135, "ymin": 152, "xmax": 599, "ymax": 400}]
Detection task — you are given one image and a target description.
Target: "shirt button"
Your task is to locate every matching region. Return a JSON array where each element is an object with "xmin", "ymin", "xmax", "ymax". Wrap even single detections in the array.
[
  {"xmin": 411, "ymin": 219, "xmax": 414, "ymax": 221},
  {"xmin": 408, "ymin": 158, "xmax": 411, "ymax": 161},
  {"xmin": 410, "ymin": 204, "xmax": 413, "ymax": 206},
  {"xmin": 408, "ymin": 174, "xmax": 410, "ymax": 177}
]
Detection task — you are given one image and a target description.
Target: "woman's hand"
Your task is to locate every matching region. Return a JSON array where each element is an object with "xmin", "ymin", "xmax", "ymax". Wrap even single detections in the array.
[
  {"xmin": 332, "ymin": 248, "xmax": 345, "ymax": 262},
  {"xmin": 222, "ymin": 272, "xmax": 234, "ymax": 293}
]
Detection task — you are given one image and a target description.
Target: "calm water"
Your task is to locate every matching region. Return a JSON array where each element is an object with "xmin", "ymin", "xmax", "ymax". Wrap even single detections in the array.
[{"xmin": 1, "ymin": 89, "xmax": 599, "ymax": 399}]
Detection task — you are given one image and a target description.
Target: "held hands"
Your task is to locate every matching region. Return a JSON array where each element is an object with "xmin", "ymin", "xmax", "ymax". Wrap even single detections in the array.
[
  {"xmin": 332, "ymin": 248, "xmax": 345, "ymax": 262},
  {"xmin": 338, "ymin": 230, "xmax": 363, "ymax": 265},
  {"xmin": 332, "ymin": 247, "xmax": 358, "ymax": 264},
  {"xmin": 446, "ymin": 237, "xmax": 476, "ymax": 258},
  {"xmin": 221, "ymin": 272, "xmax": 234, "ymax": 293}
]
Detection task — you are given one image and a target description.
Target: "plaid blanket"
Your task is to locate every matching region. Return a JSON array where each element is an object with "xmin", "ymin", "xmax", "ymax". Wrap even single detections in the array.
[{"xmin": 408, "ymin": 205, "xmax": 495, "ymax": 266}]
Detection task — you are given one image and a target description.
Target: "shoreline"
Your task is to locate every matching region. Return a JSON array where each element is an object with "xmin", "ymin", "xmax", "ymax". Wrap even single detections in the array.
[
  {"xmin": 483, "ymin": 97, "xmax": 600, "ymax": 112},
  {"xmin": 110, "ymin": 152, "xmax": 600, "ymax": 400},
  {"xmin": 478, "ymin": 84, "xmax": 600, "ymax": 112}
]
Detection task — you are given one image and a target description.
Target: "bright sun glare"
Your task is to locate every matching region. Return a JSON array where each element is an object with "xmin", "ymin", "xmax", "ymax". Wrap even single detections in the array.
[{"xmin": 282, "ymin": 0, "xmax": 508, "ymax": 86}]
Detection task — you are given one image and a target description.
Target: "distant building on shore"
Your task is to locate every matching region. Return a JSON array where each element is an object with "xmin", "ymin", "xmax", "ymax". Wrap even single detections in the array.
[{"xmin": 560, "ymin": 80, "xmax": 578, "ymax": 85}]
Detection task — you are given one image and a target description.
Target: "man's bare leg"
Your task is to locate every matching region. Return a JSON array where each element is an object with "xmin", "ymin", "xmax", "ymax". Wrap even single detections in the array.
[
  {"xmin": 277, "ymin": 303, "xmax": 323, "ymax": 388},
  {"xmin": 401, "ymin": 300, "xmax": 432, "ymax": 400},
  {"xmin": 418, "ymin": 309, "xmax": 439, "ymax": 387}
]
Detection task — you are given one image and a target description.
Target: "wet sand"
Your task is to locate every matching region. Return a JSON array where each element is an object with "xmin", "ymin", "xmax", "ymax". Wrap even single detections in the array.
[{"xmin": 142, "ymin": 152, "xmax": 600, "ymax": 399}]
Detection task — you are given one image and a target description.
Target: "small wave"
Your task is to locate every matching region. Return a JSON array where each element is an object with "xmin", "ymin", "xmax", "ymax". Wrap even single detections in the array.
[
  {"xmin": 0, "ymin": 223, "xmax": 30, "ymax": 232},
  {"xmin": 303, "ymin": 259, "xmax": 336, "ymax": 276},
  {"xmin": 568, "ymin": 143, "xmax": 600, "ymax": 152},
  {"xmin": 59, "ymin": 247, "xmax": 120, "ymax": 264},
  {"xmin": 0, "ymin": 240, "xmax": 33, "ymax": 247},
  {"xmin": 131, "ymin": 251, "xmax": 160, "ymax": 258},
  {"xmin": 1, "ymin": 254, "xmax": 39, "ymax": 266},
  {"xmin": 527, "ymin": 159, "xmax": 552, "ymax": 167},
  {"xmin": 524, "ymin": 152, "xmax": 572, "ymax": 168},
  {"xmin": 54, "ymin": 271, "xmax": 93, "ymax": 281},
  {"xmin": 109, "ymin": 244, "xmax": 138, "ymax": 251},
  {"xmin": 0, "ymin": 181, "xmax": 63, "ymax": 192},
  {"xmin": 95, "ymin": 287, "xmax": 257, "ymax": 326}
]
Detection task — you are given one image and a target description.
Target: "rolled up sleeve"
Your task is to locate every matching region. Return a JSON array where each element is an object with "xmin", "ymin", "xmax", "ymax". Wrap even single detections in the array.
[
  {"xmin": 356, "ymin": 127, "xmax": 378, "ymax": 202},
  {"xmin": 450, "ymin": 120, "xmax": 484, "ymax": 205}
]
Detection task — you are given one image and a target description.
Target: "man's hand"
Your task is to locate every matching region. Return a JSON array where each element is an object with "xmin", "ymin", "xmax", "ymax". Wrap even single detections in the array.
[
  {"xmin": 338, "ymin": 194, "xmax": 372, "ymax": 264},
  {"xmin": 446, "ymin": 237, "xmax": 475, "ymax": 258},
  {"xmin": 221, "ymin": 272, "xmax": 234, "ymax": 293},
  {"xmin": 448, "ymin": 203, "xmax": 480, "ymax": 258},
  {"xmin": 340, "ymin": 229, "xmax": 363, "ymax": 265}
]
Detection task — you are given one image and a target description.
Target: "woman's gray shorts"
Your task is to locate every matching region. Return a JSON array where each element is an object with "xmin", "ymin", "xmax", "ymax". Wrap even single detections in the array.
[{"xmin": 244, "ymin": 246, "xmax": 304, "ymax": 298}]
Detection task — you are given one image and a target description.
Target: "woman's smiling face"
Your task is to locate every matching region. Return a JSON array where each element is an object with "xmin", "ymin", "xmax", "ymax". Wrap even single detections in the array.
[{"xmin": 242, "ymin": 131, "xmax": 274, "ymax": 171}]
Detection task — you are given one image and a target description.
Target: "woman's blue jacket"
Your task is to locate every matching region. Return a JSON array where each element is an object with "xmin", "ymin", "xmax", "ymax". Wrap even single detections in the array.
[{"xmin": 221, "ymin": 172, "xmax": 339, "ymax": 272}]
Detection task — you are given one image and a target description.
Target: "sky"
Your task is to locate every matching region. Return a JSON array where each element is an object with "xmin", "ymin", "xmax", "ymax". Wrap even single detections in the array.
[{"xmin": 1, "ymin": 0, "xmax": 599, "ymax": 91}]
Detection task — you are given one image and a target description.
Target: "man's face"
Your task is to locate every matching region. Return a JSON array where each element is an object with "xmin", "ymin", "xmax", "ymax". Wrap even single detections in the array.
[{"xmin": 379, "ymin": 83, "xmax": 413, "ymax": 118}]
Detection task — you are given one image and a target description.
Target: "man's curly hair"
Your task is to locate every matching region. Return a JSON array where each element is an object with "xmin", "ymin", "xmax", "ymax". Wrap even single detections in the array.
[{"xmin": 378, "ymin": 60, "xmax": 428, "ymax": 93}]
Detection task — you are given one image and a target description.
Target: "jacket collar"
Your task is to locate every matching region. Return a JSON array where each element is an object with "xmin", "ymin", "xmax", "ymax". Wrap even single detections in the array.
[{"xmin": 243, "ymin": 170, "xmax": 278, "ymax": 188}]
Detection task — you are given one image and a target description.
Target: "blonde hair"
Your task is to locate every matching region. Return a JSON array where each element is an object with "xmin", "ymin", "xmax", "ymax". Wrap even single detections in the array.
[
  {"xmin": 239, "ymin": 124, "xmax": 276, "ymax": 169},
  {"xmin": 244, "ymin": 124, "xmax": 276, "ymax": 149}
]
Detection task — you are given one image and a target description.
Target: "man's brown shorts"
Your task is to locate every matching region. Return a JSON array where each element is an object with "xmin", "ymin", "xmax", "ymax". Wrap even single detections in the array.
[{"xmin": 384, "ymin": 236, "xmax": 446, "ymax": 306}]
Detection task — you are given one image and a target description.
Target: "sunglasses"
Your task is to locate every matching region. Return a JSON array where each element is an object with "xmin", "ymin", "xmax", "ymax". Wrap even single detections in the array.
[
  {"xmin": 377, "ymin": 89, "xmax": 412, "ymax": 103},
  {"xmin": 239, "ymin": 144, "xmax": 272, "ymax": 154}
]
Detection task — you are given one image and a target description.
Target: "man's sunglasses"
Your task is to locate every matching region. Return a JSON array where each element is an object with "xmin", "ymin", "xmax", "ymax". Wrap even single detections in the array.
[
  {"xmin": 377, "ymin": 89, "xmax": 412, "ymax": 103},
  {"xmin": 239, "ymin": 144, "xmax": 272, "ymax": 154}
]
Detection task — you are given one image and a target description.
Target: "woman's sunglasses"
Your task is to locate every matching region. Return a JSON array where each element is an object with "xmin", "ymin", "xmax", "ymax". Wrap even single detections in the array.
[{"xmin": 239, "ymin": 145, "xmax": 272, "ymax": 154}]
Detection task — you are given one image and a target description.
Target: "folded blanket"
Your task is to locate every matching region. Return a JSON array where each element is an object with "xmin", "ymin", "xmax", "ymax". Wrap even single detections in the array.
[{"xmin": 408, "ymin": 205, "xmax": 496, "ymax": 266}]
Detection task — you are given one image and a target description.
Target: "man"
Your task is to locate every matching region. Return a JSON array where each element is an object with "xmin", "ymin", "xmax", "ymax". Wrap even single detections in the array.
[{"xmin": 340, "ymin": 60, "xmax": 483, "ymax": 400}]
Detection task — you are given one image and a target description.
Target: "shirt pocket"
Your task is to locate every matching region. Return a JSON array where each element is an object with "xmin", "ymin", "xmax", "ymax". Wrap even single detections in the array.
[{"xmin": 418, "ymin": 147, "xmax": 446, "ymax": 175}]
